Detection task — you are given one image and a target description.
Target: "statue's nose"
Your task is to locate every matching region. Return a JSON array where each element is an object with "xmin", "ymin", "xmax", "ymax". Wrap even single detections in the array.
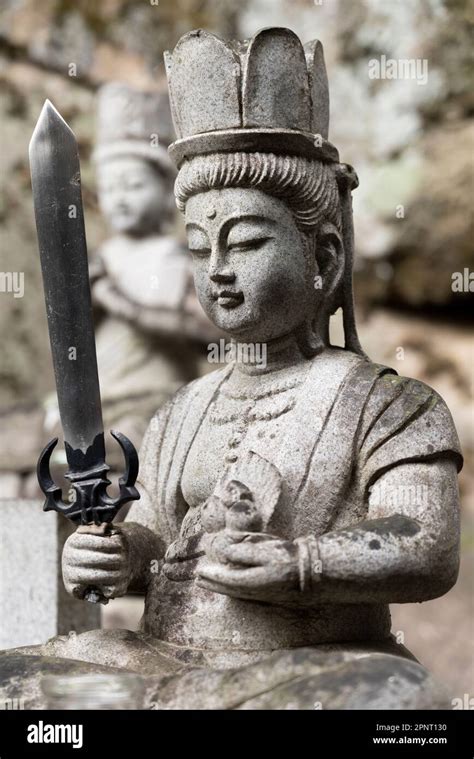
[
  {"xmin": 209, "ymin": 248, "xmax": 235, "ymax": 283},
  {"xmin": 209, "ymin": 268, "xmax": 235, "ymax": 284}
]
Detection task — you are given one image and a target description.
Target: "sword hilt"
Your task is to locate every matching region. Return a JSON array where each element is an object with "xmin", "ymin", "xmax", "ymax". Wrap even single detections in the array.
[
  {"xmin": 75, "ymin": 522, "xmax": 120, "ymax": 605},
  {"xmin": 37, "ymin": 429, "xmax": 140, "ymax": 525},
  {"xmin": 37, "ymin": 430, "xmax": 140, "ymax": 604}
]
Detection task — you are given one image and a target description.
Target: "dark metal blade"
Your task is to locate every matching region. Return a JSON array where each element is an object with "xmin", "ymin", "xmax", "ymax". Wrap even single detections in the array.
[{"xmin": 29, "ymin": 100, "xmax": 105, "ymax": 471}]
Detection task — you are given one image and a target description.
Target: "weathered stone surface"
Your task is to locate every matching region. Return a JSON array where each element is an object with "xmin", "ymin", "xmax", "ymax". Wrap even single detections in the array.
[
  {"xmin": 0, "ymin": 653, "xmax": 125, "ymax": 710},
  {"xmin": 0, "ymin": 638, "xmax": 449, "ymax": 710},
  {"xmin": 0, "ymin": 1, "xmax": 244, "ymax": 413},
  {"xmin": 0, "ymin": 473, "xmax": 21, "ymax": 499},
  {"xmin": 239, "ymin": 0, "xmax": 473, "ymax": 308}
]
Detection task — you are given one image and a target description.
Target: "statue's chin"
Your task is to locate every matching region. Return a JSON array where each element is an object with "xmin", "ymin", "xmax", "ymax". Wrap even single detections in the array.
[{"xmin": 205, "ymin": 304, "xmax": 255, "ymax": 338}]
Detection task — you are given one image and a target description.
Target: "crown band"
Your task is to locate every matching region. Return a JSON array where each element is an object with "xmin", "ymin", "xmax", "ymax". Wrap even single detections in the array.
[{"xmin": 169, "ymin": 128, "xmax": 340, "ymax": 167}]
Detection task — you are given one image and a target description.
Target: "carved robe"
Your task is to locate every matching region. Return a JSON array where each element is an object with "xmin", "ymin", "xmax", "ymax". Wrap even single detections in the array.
[{"xmin": 128, "ymin": 348, "xmax": 462, "ymax": 658}]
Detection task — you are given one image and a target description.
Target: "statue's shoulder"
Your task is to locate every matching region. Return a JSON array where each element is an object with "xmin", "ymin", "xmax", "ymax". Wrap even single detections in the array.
[
  {"xmin": 305, "ymin": 347, "xmax": 394, "ymax": 391},
  {"xmin": 314, "ymin": 349, "xmax": 450, "ymax": 410},
  {"xmin": 369, "ymin": 364, "xmax": 449, "ymax": 409},
  {"xmin": 357, "ymin": 362, "xmax": 463, "ymax": 474},
  {"xmin": 179, "ymin": 364, "xmax": 232, "ymax": 397},
  {"xmin": 304, "ymin": 350, "xmax": 462, "ymax": 471}
]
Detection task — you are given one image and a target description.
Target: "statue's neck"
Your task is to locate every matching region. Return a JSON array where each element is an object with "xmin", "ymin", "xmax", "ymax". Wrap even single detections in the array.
[{"xmin": 231, "ymin": 333, "xmax": 307, "ymax": 377}]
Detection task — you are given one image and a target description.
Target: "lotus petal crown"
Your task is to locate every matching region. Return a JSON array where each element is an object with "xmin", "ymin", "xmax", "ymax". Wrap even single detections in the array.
[{"xmin": 165, "ymin": 28, "xmax": 339, "ymax": 167}]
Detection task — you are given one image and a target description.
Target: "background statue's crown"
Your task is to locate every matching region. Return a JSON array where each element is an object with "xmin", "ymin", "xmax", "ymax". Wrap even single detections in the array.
[
  {"xmin": 93, "ymin": 82, "xmax": 174, "ymax": 174},
  {"xmin": 165, "ymin": 27, "xmax": 339, "ymax": 167}
]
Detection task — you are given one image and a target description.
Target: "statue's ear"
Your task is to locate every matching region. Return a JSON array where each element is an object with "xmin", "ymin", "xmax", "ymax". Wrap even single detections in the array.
[{"xmin": 315, "ymin": 222, "xmax": 344, "ymax": 313}]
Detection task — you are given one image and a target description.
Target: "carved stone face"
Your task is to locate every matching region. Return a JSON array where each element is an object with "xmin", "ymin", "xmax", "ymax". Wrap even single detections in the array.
[
  {"xmin": 185, "ymin": 188, "xmax": 316, "ymax": 341},
  {"xmin": 97, "ymin": 155, "xmax": 166, "ymax": 236}
]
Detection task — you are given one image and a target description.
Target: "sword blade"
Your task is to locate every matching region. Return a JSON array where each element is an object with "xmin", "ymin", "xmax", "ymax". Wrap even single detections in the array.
[{"xmin": 30, "ymin": 100, "xmax": 105, "ymax": 472}]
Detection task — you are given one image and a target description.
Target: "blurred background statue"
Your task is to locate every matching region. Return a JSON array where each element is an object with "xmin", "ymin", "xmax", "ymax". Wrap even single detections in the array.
[{"xmin": 84, "ymin": 83, "xmax": 218, "ymax": 459}]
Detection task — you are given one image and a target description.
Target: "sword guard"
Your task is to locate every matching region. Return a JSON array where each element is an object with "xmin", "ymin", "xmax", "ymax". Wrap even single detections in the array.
[{"xmin": 37, "ymin": 430, "xmax": 140, "ymax": 526}]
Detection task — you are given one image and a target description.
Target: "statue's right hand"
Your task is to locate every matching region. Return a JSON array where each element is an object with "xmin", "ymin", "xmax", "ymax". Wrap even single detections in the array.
[{"xmin": 62, "ymin": 527, "xmax": 131, "ymax": 601}]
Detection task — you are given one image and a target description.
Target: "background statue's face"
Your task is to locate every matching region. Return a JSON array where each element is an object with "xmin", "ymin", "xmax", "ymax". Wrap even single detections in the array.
[
  {"xmin": 185, "ymin": 188, "xmax": 315, "ymax": 341},
  {"xmin": 97, "ymin": 155, "xmax": 166, "ymax": 236}
]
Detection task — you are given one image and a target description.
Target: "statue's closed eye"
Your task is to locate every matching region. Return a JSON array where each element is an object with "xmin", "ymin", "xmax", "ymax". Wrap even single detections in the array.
[
  {"xmin": 189, "ymin": 246, "xmax": 212, "ymax": 257},
  {"xmin": 227, "ymin": 236, "xmax": 273, "ymax": 252},
  {"xmin": 189, "ymin": 236, "xmax": 273, "ymax": 257}
]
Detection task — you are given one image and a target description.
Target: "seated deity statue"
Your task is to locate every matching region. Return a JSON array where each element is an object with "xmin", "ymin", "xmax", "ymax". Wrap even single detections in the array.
[{"xmin": 0, "ymin": 28, "xmax": 462, "ymax": 711}]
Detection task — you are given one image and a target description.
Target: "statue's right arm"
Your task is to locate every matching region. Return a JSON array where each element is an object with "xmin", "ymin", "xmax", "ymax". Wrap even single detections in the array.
[
  {"xmin": 118, "ymin": 403, "xmax": 174, "ymax": 594},
  {"xmin": 62, "ymin": 403, "xmax": 172, "ymax": 601}
]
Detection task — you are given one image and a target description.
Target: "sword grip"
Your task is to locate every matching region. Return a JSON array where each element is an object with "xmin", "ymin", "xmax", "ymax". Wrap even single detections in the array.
[{"xmin": 76, "ymin": 522, "xmax": 117, "ymax": 605}]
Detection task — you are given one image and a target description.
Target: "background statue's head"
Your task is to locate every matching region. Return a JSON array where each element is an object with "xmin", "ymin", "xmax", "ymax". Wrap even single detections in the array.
[
  {"xmin": 94, "ymin": 83, "xmax": 176, "ymax": 238},
  {"xmin": 166, "ymin": 28, "xmax": 364, "ymax": 356}
]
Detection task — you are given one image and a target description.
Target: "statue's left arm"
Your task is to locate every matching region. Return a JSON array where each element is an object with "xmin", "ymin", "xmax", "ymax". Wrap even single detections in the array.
[
  {"xmin": 198, "ymin": 457, "xmax": 460, "ymax": 606},
  {"xmin": 198, "ymin": 379, "xmax": 462, "ymax": 607},
  {"xmin": 301, "ymin": 457, "xmax": 460, "ymax": 604}
]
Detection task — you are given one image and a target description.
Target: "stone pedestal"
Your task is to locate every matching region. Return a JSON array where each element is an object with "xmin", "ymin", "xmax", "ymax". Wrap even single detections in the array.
[{"xmin": 0, "ymin": 500, "xmax": 100, "ymax": 649}]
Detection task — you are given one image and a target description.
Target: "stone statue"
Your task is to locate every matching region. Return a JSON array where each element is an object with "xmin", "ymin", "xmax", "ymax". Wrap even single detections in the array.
[
  {"xmin": 0, "ymin": 29, "xmax": 463, "ymax": 710},
  {"xmin": 90, "ymin": 82, "xmax": 216, "ymax": 449}
]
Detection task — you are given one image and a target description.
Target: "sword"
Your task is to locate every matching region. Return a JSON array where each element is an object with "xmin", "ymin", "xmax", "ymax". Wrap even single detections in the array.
[{"xmin": 30, "ymin": 100, "xmax": 140, "ymax": 604}]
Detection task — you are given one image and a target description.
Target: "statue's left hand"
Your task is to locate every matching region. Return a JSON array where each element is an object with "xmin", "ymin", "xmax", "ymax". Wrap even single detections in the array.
[{"xmin": 196, "ymin": 532, "xmax": 300, "ymax": 603}]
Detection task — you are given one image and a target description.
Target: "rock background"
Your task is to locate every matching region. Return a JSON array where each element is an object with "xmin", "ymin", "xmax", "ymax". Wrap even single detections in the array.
[{"xmin": 0, "ymin": 0, "xmax": 472, "ymax": 698}]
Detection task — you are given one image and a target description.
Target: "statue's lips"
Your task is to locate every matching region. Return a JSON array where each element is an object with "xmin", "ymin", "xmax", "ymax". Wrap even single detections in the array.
[{"xmin": 213, "ymin": 290, "xmax": 244, "ymax": 309}]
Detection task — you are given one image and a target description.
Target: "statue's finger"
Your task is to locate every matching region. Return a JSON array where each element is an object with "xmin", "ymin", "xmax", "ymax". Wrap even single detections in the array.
[
  {"xmin": 63, "ymin": 568, "xmax": 124, "ymax": 586},
  {"xmin": 68, "ymin": 533, "xmax": 124, "ymax": 552},
  {"xmin": 65, "ymin": 549, "xmax": 124, "ymax": 570},
  {"xmin": 217, "ymin": 541, "xmax": 264, "ymax": 566},
  {"xmin": 198, "ymin": 562, "xmax": 266, "ymax": 589}
]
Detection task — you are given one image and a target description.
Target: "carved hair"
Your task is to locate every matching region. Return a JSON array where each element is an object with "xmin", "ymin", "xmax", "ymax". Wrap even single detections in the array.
[{"xmin": 175, "ymin": 152, "xmax": 341, "ymax": 234}]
